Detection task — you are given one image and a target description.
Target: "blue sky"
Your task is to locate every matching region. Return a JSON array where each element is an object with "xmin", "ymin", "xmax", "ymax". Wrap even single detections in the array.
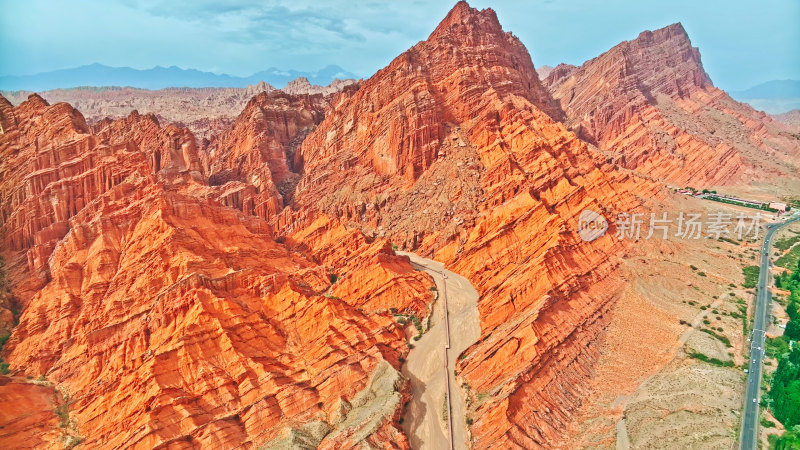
[{"xmin": 1, "ymin": 0, "xmax": 798, "ymax": 91}]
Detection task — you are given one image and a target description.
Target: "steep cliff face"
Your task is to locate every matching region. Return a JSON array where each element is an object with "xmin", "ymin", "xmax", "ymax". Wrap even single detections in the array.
[
  {"xmin": 0, "ymin": 376, "xmax": 66, "ymax": 449},
  {"xmin": 290, "ymin": 2, "xmax": 654, "ymax": 447},
  {"xmin": 292, "ymin": 1, "xmax": 568, "ymax": 249},
  {"xmin": 543, "ymin": 23, "xmax": 800, "ymax": 187},
  {"xmin": 0, "ymin": 96, "xmax": 151, "ymax": 313},
  {"xmin": 0, "ymin": 92, "xmax": 433, "ymax": 448},
  {"xmin": 0, "ymin": 96, "xmax": 211, "ymax": 314},
  {"xmin": 201, "ymin": 91, "xmax": 327, "ymax": 222}
]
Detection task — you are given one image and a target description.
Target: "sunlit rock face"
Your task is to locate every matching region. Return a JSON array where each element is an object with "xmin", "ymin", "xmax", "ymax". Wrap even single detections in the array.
[
  {"xmin": 0, "ymin": 92, "xmax": 432, "ymax": 448},
  {"xmin": 289, "ymin": 2, "xmax": 653, "ymax": 447},
  {"xmin": 2, "ymin": 1, "xmax": 796, "ymax": 449},
  {"xmin": 544, "ymin": 23, "xmax": 800, "ymax": 187}
]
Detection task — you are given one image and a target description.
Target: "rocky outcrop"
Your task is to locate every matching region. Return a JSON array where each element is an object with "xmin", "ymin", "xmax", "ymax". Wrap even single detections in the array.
[
  {"xmin": 93, "ymin": 110, "xmax": 204, "ymax": 178},
  {"xmin": 0, "ymin": 78, "xmax": 356, "ymax": 141},
  {"xmin": 0, "ymin": 96, "xmax": 151, "ymax": 308},
  {"xmin": 200, "ymin": 91, "xmax": 327, "ymax": 222},
  {"xmin": 0, "ymin": 96, "xmax": 210, "ymax": 312},
  {"xmin": 5, "ymin": 2, "xmax": 794, "ymax": 449},
  {"xmin": 0, "ymin": 376, "xmax": 66, "ymax": 449},
  {"xmin": 0, "ymin": 92, "xmax": 433, "ymax": 448},
  {"xmin": 543, "ymin": 23, "xmax": 800, "ymax": 186},
  {"xmin": 283, "ymin": 77, "xmax": 358, "ymax": 97},
  {"xmin": 1, "ymin": 85, "xmax": 277, "ymax": 140},
  {"xmin": 289, "ymin": 2, "xmax": 654, "ymax": 448}
]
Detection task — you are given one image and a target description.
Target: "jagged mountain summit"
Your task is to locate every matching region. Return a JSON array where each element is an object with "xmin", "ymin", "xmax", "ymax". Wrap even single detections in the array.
[
  {"xmin": 543, "ymin": 23, "xmax": 799, "ymax": 186},
  {"xmin": 290, "ymin": 2, "xmax": 647, "ymax": 447}
]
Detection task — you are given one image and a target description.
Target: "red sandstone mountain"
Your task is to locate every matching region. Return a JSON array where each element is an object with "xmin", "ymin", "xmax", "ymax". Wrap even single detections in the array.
[
  {"xmin": 200, "ymin": 91, "xmax": 329, "ymax": 222},
  {"xmin": 0, "ymin": 84, "xmax": 275, "ymax": 141},
  {"xmin": 1, "ymin": 2, "xmax": 798, "ymax": 449},
  {"xmin": 0, "ymin": 92, "xmax": 433, "ymax": 448},
  {"xmin": 542, "ymin": 23, "xmax": 800, "ymax": 187},
  {"xmin": 288, "ymin": 2, "xmax": 652, "ymax": 447}
]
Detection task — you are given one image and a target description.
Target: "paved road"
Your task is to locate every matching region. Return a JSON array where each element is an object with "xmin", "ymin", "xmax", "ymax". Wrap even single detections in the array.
[
  {"xmin": 740, "ymin": 215, "xmax": 799, "ymax": 450},
  {"xmin": 398, "ymin": 252, "xmax": 480, "ymax": 450}
]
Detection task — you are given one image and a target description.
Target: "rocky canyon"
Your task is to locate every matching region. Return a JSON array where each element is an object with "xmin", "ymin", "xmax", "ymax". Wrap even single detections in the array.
[{"xmin": 1, "ymin": 2, "xmax": 799, "ymax": 450}]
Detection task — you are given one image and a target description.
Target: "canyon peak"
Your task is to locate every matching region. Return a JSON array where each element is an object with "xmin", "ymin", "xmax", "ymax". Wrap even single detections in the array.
[{"xmin": 544, "ymin": 22, "xmax": 799, "ymax": 186}]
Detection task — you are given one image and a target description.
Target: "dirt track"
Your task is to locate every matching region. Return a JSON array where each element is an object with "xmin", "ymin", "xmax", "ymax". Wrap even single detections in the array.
[{"xmin": 398, "ymin": 252, "xmax": 480, "ymax": 450}]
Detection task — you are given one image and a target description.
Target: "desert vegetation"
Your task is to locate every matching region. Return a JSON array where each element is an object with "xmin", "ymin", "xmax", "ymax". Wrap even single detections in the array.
[{"xmin": 766, "ymin": 260, "xmax": 800, "ymax": 444}]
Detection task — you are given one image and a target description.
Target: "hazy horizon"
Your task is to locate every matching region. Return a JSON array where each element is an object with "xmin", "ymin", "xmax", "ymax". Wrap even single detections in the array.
[{"xmin": 1, "ymin": 0, "xmax": 799, "ymax": 92}]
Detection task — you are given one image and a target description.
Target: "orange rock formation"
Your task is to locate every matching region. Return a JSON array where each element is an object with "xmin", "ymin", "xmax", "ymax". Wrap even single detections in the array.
[
  {"xmin": 0, "ymin": 376, "xmax": 64, "ymax": 449},
  {"xmin": 201, "ymin": 91, "xmax": 327, "ymax": 222},
  {"xmin": 543, "ymin": 23, "xmax": 800, "ymax": 187},
  {"xmin": 0, "ymin": 93, "xmax": 431, "ymax": 448},
  {"xmin": 1, "ymin": 1, "xmax": 797, "ymax": 449},
  {"xmin": 289, "ymin": 2, "xmax": 653, "ymax": 447}
]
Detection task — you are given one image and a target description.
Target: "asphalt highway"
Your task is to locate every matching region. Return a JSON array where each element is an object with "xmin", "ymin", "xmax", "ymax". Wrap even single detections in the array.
[{"xmin": 740, "ymin": 215, "xmax": 799, "ymax": 449}]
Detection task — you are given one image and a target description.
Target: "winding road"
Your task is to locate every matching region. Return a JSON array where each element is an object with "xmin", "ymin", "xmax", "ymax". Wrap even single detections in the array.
[
  {"xmin": 398, "ymin": 252, "xmax": 480, "ymax": 450},
  {"xmin": 740, "ymin": 214, "xmax": 799, "ymax": 450}
]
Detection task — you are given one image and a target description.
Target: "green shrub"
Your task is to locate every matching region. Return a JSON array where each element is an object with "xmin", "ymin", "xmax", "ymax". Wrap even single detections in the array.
[
  {"xmin": 701, "ymin": 328, "xmax": 731, "ymax": 347},
  {"xmin": 776, "ymin": 245, "xmax": 800, "ymax": 270},
  {"xmin": 769, "ymin": 347, "xmax": 800, "ymax": 428},
  {"xmin": 769, "ymin": 429, "xmax": 800, "ymax": 450},
  {"xmin": 742, "ymin": 266, "xmax": 760, "ymax": 288},
  {"xmin": 686, "ymin": 351, "xmax": 734, "ymax": 367},
  {"xmin": 409, "ymin": 315, "xmax": 424, "ymax": 335},
  {"xmin": 775, "ymin": 232, "xmax": 800, "ymax": 252}
]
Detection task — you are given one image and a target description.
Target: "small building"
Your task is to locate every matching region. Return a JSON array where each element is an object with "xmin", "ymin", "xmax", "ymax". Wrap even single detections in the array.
[{"xmin": 769, "ymin": 202, "xmax": 788, "ymax": 212}]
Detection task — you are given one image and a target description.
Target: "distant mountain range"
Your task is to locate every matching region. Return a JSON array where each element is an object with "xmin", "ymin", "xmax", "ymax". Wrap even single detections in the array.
[
  {"xmin": 729, "ymin": 79, "xmax": 800, "ymax": 114},
  {"xmin": 0, "ymin": 63, "xmax": 359, "ymax": 91}
]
